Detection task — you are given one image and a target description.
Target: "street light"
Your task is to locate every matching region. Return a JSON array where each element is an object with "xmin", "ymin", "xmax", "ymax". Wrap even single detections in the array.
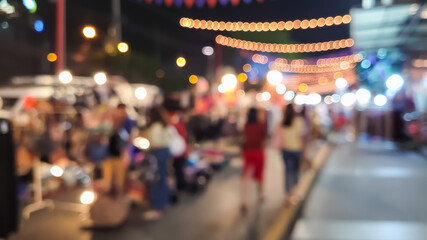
[
  {"xmin": 82, "ymin": 26, "xmax": 96, "ymax": 39},
  {"xmin": 94, "ymin": 72, "xmax": 107, "ymax": 85},
  {"xmin": 58, "ymin": 70, "xmax": 72, "ymax": 84},
  {"xmin": 117, "ymin": 42, "xmax": 129, "ymax": 53},
  {"xmin": 176, "ymin": 57, "xmax": 186, "ymax": 67}
]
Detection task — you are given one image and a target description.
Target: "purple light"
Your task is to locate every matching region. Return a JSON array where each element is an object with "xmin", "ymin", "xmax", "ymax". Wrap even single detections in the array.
[
  {"xmin": 219, "ymin": 0, "xmax": 228, "ymax": 6},
  {"xmin": 174, "ymin": 0, "xmax": 184, "ymax": 7},
  {"xmin": 195, "ymin": 0, "xmax": 205, "ymax": 7}
]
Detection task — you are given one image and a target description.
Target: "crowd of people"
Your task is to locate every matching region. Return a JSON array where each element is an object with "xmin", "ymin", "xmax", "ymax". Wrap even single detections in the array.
[{"xmin": 11, "ymin": 91, "xmax": 350, "ymax": 224}]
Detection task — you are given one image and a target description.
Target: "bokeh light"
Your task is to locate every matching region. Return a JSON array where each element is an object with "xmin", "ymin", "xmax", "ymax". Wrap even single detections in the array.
[
  {"xmin": 176, "ymin": 57, "xmax": 186, "ymax": 67},
  {"xmin": 266, "ymin": 70, "xmax": 283, "ymax": 85},
  {"xmin": 202, "ymin": 46, "xmax": 214, "ymax": 56},
  {"xmin": 82, "ymin": 26, "xmax": 96, "ymax": 39},
  {"xmin": 341, "ymin": 92, "xmax": 356, "ymax": 107},
  {"xmin": 94, "ymin": 72, "xmax": 107, "ymax": 85},
  {"xmin": 189, "ymin": 75, "xmax": 198, "ymax": 84},
  {"xmin": 356, "ymin": 88, "xmax": 371, "ymax": 105},
  {"xmin": 34, "ymin": 20, "xmax": 44, "ymax": 32},
  {"xmin": 80, "ymin": 191, "xmax": 96, "ymax": 205},
  {"xmin": 374, "ymin": 94, "xmax": 388, "ymax": 107},
  {"xmin": 284, "ymin": 91, "xmax": 296, "ymax": 101},
  {"xmin": 243, "ymin": 64, "xmax": 252, "ymax": 73},
  {"xmin": 133, "ymin": 137, "xmax": 150, "ymax": 150},
  {"xmin": 237, "ymin": 73, "xmax": 248, "ymax": 82},
  {"xmin": 261, "ymin": 91, "xmax": 271, "ymax": 101},
  {"xmin": 275, "ymin": 83, "xmax": 287, "ymax": 94},
  {"xmin": 117, "ymin": 42, "xmax": 129, "ymax": 53},
  {"xmin": 50, "ymin": 166, "xmax": 64, "ymax": 177},
  {"xmin": 299, "ymin": 83, "xmax": 308, "ymax": 92},
  {"xmin": 335, "ymin": 77, "xmax": 348, "ymax": 89},
  {"xmin": 46, "ymin": 53, "xmax": 57, "ymax": 62},
  {"xmin": 58, "ymin": 70, "xmax": 72, "ymax": 84},
  {"xmin": 135, "ymin": 87, "xmax": 147, "ymax": 100},
  {"xmin": 386, "ymin": 74, "xmax": 404, "ymax": 91}
]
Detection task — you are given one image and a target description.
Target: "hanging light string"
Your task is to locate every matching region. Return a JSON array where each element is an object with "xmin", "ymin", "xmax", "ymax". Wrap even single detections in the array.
[
  {"xmin": 180, "ymin": 14, "xmax": 351, "ymax": 31},
  {"xmin": 216, "ymin": 35, "xmax": 354, "ymax": 53},
  {"xmin": 250, "ymin": 53, "xmax": 363, "ymax": 73},
  {"xmin": 252, "ymin": 53, "xmax": 363, "ymax": 66},
  {"xmin": 284, "ymin": 69, "xmax": 358, "ymax": 94}
]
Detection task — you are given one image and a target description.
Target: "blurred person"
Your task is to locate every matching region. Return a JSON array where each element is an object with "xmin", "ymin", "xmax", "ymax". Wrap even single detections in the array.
[
  {"xmin": 171, "ymin": 112, "xmax": 189, "ymax": 196},
  {"xmin": 67, "ymin": 113, "xmax": 88, "ymax": 163},
  {"xmin": 278, "ymin": 104, "xmax": 304, "ymax": 204},
  {"xmin": 241, "ymin": 108, "xmax": 267, "ymax": 212},
  {"xmin": 103, "ymin": 104, "xmax": 131, "ymax": 196},
  {"xmin": 143, "ymin": 107, "xmax": 171, "ymax": 220},
  {"xmin": 15, "ymin": 131, "xmax": 35, "ymax": 202}
]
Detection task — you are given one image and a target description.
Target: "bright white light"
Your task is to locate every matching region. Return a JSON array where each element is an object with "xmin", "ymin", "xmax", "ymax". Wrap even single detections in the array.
[
  {"xmin": 23, "ymin": 0, "xmax": 36, "ymax": 11},
  {"xmin": 294, "ymin": 94, "xmax": 307, "ymax": 105},
  {"xmin": 94, "ymin": 72, "xmax": 107, "ymax": 85},
  {"xmin": 266, "ymin": 70, "xmax": 283, "ymax": 85},
  {"xmin": 218, "ymin": 84, "xmax": 227, "ymax": 93},
  {"xmin": 261, "ymin": 91, "xmax": 271, "ymax": 101},
  {"xmin": 341, "ymin": 92, "xmax": 356, "ymax": 107},
  {"xmin": 58, "ymin": 71, "xmax": 72, "ymax": 84},
  {"xmin": 80, "ymin": 191, "xmax": 96, "ymax": 205},
  {"xmin": 374, "ymin": 94, "xmax": 387, "ymax": 107},
  {"xmin": 284, "ymin": 91, "xmax": 295, "ymax": 101},
  {"xmin": 307, "ymin": 93, "xmax": 321, "ymax": 105},
  {"xmin": 386, "ymin": 74, "xmax": 404, "ymax": 91},
  {"xmin": 335, "ymin": 77, "xmax": 348, "ymax": 89},
  {"xmin": 356, "ymin": 88, "xmax": 371, "ymax": 105},
  {"xmin": 221, "ymin": 74, "xmax": 238, "ymax": 90},
  {"xmin": 50, "ymin": 166, "xmax": 64, "ymax": 177},
  {"xmin": 135, "ymin": 138, "xmax": 150, "ymax": 150},
  {"xmin": 202, "ymin": 46, "xmax": 214, "ymax": 56},
  {"xmin": 275, "ymin": 83, "xmax": 287, "ymax": 95},
  {"xmin": 331, "ymin": 94, "xmax": 341, "ymax": 103},
  {"xmin": 324, "ymin": 95, "xmax": 333, "ymax": 105},
  {"xmin": 135, "ymin": 87, "xmax": 147, "ymax": 100}
]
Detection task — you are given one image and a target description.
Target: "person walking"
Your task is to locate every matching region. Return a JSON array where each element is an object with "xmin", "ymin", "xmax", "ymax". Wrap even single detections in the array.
[
  {"xmin": 143, "ymin": 107, "xmax": 171, "ymax": 220},
  {"xmin": 241, "ymin": 108, "xmax": 267, "ymax": 212},
  {"xmin": 279, "ymin": 104, "xmax": 304, "ymax": 205},
  {"xmin": 171, "ymin": 112, "xmax": 188, "ymax": 196}
]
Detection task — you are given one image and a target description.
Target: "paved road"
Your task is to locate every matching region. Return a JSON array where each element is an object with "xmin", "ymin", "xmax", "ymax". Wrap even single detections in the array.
[
  {"xmin": 10, "ymin": 146, "xmax": 292, "ymax": 240},
  {"xmin": 291, "ymin": 142, "xmax": 427, "ymax": 240}
]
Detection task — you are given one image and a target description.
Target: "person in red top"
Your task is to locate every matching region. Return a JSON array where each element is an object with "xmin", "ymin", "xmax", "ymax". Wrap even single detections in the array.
[{"xmin": 241, "ymin": 107, "xmax": 267, "ymax": 212}]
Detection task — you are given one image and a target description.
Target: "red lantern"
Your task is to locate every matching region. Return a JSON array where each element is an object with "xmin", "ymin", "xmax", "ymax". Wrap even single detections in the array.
[
  {"xmin": 145, "ymin": 0, "xmax": 153, "ymax": 4},
  {"xmin": 207, "ymin": 0, "xmax": 217, "ymax": 8},
  {"xmin": 230, "ymin": 0, "xmax": 239, "ymax": 6},
  {"xmin": 184, "ymin": 0, "xmax": 195, "ymax": 8},
  {"xmin": 164, "ymin": 0, "xmax": 173, "ymax": 6}
]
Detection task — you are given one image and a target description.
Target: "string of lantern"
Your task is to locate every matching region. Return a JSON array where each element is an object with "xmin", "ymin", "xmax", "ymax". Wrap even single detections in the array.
[
  {"xmin": 283, "ymin": 69, "xmax": 358, "ymax": 94},
  {"xmin": 180, "ymin": 14, "xmax": 351, "ymax": 31},
  {"xmin": 252, "ymin": 53, "xmax": 362, "ymax": 66},
  {"xmin": 216, "ymin": 35, "xmax": 354, "ymax": 53},
  {"xmin": 143, "ymin": 0, "xmax": 264, "ymax": 8}
]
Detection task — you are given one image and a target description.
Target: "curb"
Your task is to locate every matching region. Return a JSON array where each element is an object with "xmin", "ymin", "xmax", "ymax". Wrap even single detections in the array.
[{"xmin": 262, "ymin": 144, "xmax": 331, "ymax": 240}]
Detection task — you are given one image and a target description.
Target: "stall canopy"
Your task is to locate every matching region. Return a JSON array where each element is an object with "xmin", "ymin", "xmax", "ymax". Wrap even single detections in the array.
[{"xmin": 350, "ymin": 3, "xmax": 427, "ymax": 55}]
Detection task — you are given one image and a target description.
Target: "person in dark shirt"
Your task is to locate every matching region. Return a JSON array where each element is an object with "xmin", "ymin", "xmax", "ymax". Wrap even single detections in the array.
[{"xmin": 241, "ymin": 107, "xmax": 267, "ymax": 212}]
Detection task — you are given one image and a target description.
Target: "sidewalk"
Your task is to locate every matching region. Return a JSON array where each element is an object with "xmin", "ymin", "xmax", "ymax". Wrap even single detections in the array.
[{"xmin": 291, "ymin": 142, "xmax": 427, "ymax": 240}]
